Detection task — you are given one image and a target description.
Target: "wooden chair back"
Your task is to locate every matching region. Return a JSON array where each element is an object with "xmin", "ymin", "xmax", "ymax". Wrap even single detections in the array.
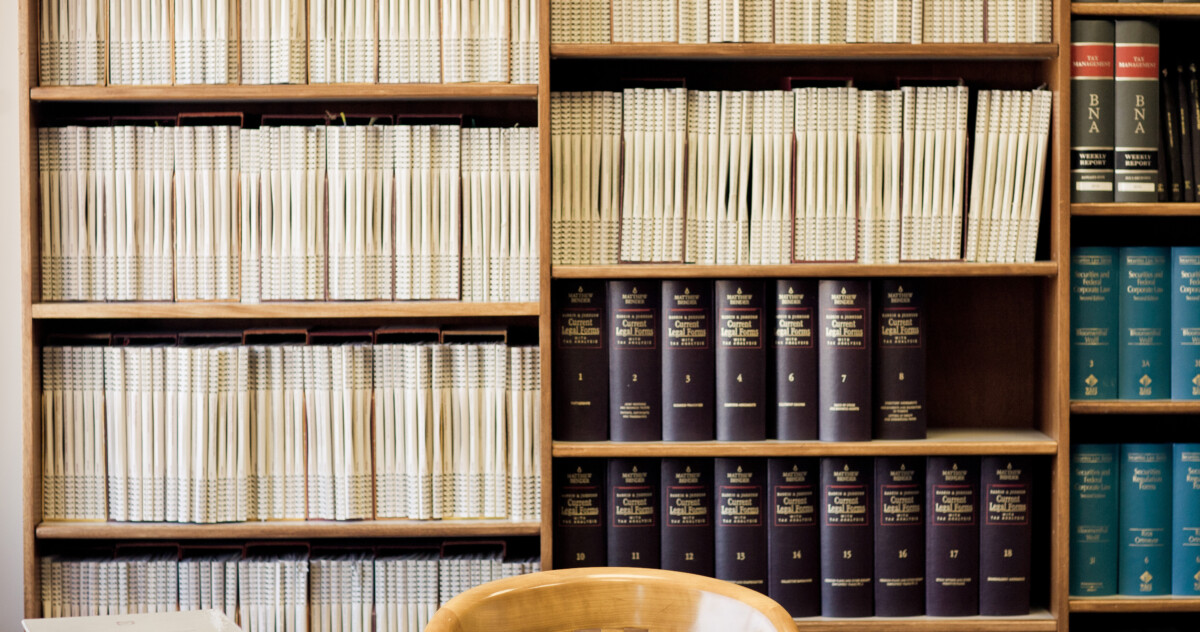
[{"xmin": 424, "ymin": 567, "xmax": 800, "ymax": 632}]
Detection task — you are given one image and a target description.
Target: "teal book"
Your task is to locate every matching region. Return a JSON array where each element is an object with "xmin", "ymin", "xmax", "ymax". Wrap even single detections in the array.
[
  {"xmin": 1173, "ymin": 444, "xmax": 1200, "ymax": 595},
  {"xmin": 1118, "ymin": 247, "xmax": 1170, "ymax": 399},
  {"xmin": 1172, "ymin": 248, "xmax": 1200, "ymax": 399},
  {"xmin": 1071, "ymin": 444, "xmax": 1119, "ymax": 596},
  {"xmin": 1071, "ymin": 248, "xmax": 1119, "ymax": 399},
  {"xmin": 1119, "ymin": 444, "xmax": 1172, "ymax": 595}
]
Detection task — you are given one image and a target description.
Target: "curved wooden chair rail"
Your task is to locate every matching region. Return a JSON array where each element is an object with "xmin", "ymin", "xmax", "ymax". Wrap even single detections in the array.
[{"xmin": 424, "ymin": 567, "xmax": 800, "ymax": 632}]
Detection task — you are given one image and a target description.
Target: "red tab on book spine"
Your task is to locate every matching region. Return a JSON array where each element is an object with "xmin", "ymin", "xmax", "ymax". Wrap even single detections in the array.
[
  {"xmin": 1072, "ymin": 44, "xmax": 1114, "ymax": 79},
  {"xmin": 1115, "ymin": 46, "xmax": 1159, "ymax": 80}
]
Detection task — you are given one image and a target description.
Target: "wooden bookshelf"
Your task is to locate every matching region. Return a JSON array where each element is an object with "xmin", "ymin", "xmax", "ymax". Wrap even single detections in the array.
[
  {"xmin": 30, "ymin": 83, "xmax": 540, "ymax": 103},
  {"xmin": 551, "ymin": 43, "xmax": 1059, "ymax": 61},
  {"xmin": 794, "ymin": 610, "xmax": 1057, "ymax": 631},
  {"xmin": 555, "ymin": 429, "xmax": 1058, "ymax": 458},
  {"xmin": 552, "ymin": 262, "xmax": 1059, "ymax": 279},
  {"xmin": 1070, "ymin": 400, "xmax": 1200, "ymax": 415},
  {"xmin": 1071, "ymin": 203, "xmax": 1200, "ymax": 217},
  {"xmin": 1069, "ymin": 597, "xmax": 1200, "ymax": 613},
  {"xmin": 31, "ymin": 301, "xmax": 542, "ymax": 320},
  {"xmin": 1071, "ymin": 3, "xmax": 1200, "ymax": 17},
  {"xmin": 18, "ymin": 0, "xmax": 1075, "ymax": 626},
  {"xmin": 36, "ymin": 520, "xmax": 543, "ymax": 540}
]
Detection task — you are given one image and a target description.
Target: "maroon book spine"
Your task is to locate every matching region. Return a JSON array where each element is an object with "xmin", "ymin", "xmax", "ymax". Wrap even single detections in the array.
[
  {"xmin": 926, "ymin": 456, "xmax": 980, "ymax": 616},
  {"xmin": 980, "ymin": 456, "xmax": 1032, "ymax": 615},
  {"xmin": 662, "ymin": 280, "xmax": 715, "ymax": 441},
  {"xmin": 768, "ymin": 457, "xmax": 821, "ymax": 617},
  {"xmin": 874, "ymin": 456, "xmax": 925, "ymax": 616},
  {"xmin": 819, "ymin": 457, "xmax": 874, "ymax": 617},
  {"xmin": 772, "ymin": 279, "xmax": 818, "ymax": 440},
  {"xmin": 715, "ymin": 457, "xmax": 768, "ymax": 593},
  {"xmin": 715, "ymin": 280, "xmax": 767, "ymax": 441},
  {"xmin": 607, "ymin": 281, "xmax": 662, "ymax": 441},
  {"xmin": 873, "ymin": 280, "xmax": 927, "ymax": 440},
  {"xmin": 607, "ymin": 458, "xmax": 660, "ymax": 568},
  {"xmin": 818, "ymin": 280, "xmax": 872, "ymax": 441},
  {"xmin": 553, "ymin": 280, "xmax": 608, "ymax": 440},
  {"xmin": 661, "ymin": 458, "xmax": 715, "ymax": 576},
  {"xmin": 553, "ymin": 458, "xmax": 606, "ymax": 569}
]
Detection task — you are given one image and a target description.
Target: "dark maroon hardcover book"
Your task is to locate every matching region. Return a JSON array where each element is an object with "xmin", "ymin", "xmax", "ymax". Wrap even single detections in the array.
[
  {"xmin": 772, "ymin": 279, "xmax": 818, "ymax": 440},
  {"xmin": 873, "ymin": 280, "xmax": 927, "ymax": 440},
  {"xmin": 819, "ymin": 457, "xmax": 874, "ymax": 617},
  {"xmin": 607, "ymin": 458, "xmax": 660, "ymax": 568},
  {"xmin": 553, "ymin": 280, "xmax": 608, "ymax": 440},
  {"xmin": 817, "ymin": 280, "xmax": 872, "ymax": 442},
  {"xmin": 553, "ymin": 458, "xmax": 606, "ymax": 569},
  {"xmin": 979, "ymin": 456, "xmax": 1032, "ymax": 615},
  {"xmin": 662, "ymin": 280, "xmax": 715, "ymax": 441},
  {"xmin": 926, "ymin": 456, "xmax": 980, "ymax": 616},
  {"xmin": 607, "ymin": 281, "xmax": 662, "ymax": 441},
  {"xmin": 874, "ymin": 456, "xmax": 925, "ymax": 617},
  {"xmin": 714, "ymin": 457, "xmax": 768, "ymax": 593},
  {"xmin": 661, "ymin": 458, "xmax": 715, "ymax": 576},
  {"xmin": 768, "ymin": 457, "xmax": 820, "ymax": 617},
  {"xmin": 715, "ymin": 280, "xmax": 767, "ymax": 441}
]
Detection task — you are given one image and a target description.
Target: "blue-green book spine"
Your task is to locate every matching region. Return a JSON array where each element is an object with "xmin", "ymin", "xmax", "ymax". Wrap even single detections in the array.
[
  {"xmin": 1119, "ymin": 443, "xmax": 1172, "ymax": 595},
  {"xmin": 1172, "ymin": 248, "xmax": 1200, "ymax": 399},
  {"xmin": 1070, "ymin": 444, "xmax": 1119, "ymax": 596},
  {"xmin": 1119, "ymin": 247, "xmax": 1170, "ymax": 399},
  {"xmin": 1173, "ymin": 444, "xmax": 1200, "ymax": 595},
  {"xmin": 1071, "ymin": 247, "xmax": 1119, "ymax": 399}
]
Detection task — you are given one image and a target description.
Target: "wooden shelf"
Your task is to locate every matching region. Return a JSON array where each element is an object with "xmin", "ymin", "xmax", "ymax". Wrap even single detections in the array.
[
  {"xmin": 1069, "ymin": 596, "xmax": 1200, "ymax": 613},
  {"xmin": 30, "ymin": 83, "xmax": 539, "ymax": 103},
  {"xmin": 552, "ymin": 262, "xmax": 1058, "ymax": 279},
  {"xmin": 551, "ymin": 43, "xmax": 1059, "ymax": 61},
  {"xmin": 554, "ymin": 428, "xmax": 1057, "ymax": 458},
  {"xmin": 794, "ymin": 610, "xmax": 1056, "ymax": 631},
  {"xmin": 31, "ymin": 301, "xmax": 541, "ymax": 320},
  {"xmin": 1072, "ymin": 203, "xmax": 1200, "ymax": 217},
  {"xmin": 1072, "ymin": 3, "xmax": 1200, "ymax": 17},
  {"xmin": 36, "ymin": 520, "xmax": 541, "ymax": 540},
  {"xmin": 1071, "ymin": 400, "xmax": 1200, "ymax": 415}
]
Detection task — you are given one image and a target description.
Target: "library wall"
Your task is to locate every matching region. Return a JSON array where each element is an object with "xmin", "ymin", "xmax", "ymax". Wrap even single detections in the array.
[{"xmin": 1, "ymin": 0, "xmax": 27, "ymax": 624}]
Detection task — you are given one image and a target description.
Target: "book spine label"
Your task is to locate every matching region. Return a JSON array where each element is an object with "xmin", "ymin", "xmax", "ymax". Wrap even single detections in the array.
[
  {"xmin": 1070, "ymin": 444, "xmax": 1119, "ymax": 596},
  {"xmin": 818, "ymin": 280, "xmax": 872, "ymax": 442},
  {"xmin": 1172, "ymin": 248, "xmax": 1200, "ymax": 399},
  {"xmin": 820, "ymin": 457, "xmax": 874, "ymax": 617},
  {"xmin": 662, "ymin": 280, "xmax": 715, "ymax": 440},
  {"xmin": 661, "ymin": 458, "xmax": 714, "ymax": 576},
  {"xmin": 980, "ymin": 456, "xmax": 1032, "ymax": 615},
  {"xmin": 926, "ymin": 456, "xmax": 980, "ymax": 616},
  {"xmin": 874, "ymin": 281, "xmax": 926, "ymax": 440},
  {"xmin": 1119, "ymin": 444, "xmax": 1171, "ymax": 595},
  {"xmin": 607, "ymin": 458, "xmax": 661, "ymax": 568},
  {"xmin": 715, "ymin": 280, "xmax": 767, "ymax": 441},
  {"xmin": 768, "ymin": 457, "xmax": 820, "ymax": 617},
  {"xmin": 1071, "ymin": 20, "xmax": 1116, "ymax": 203},
  {"xmin": 773, "ymin": 280, "xmax": 818, "ymax": 440},
  {"xmin": 553, "ymin": 281, "xmax": 609, "ymax": 440},
  {"xmin": 874, "ymin": 456, "xmax": 925, "ymax": 617},
  {"xmin": 715, "ymin": 458, "xmax": 768, "ymax": 593},
  {"xmin": 608, "ymin": 281, "xmax": 663, "ymax": 441},
  {"xmin": 553, "ymin": 459, "xmax": 606, "ymax": 569},
  {"xmin": 1174, "ymin": 444, "xmax": 1200, "ymax": 595},
  {"xmin": 1118, "ymin": 247, "xmax": 1170, "ymax": 399},
  {"xmin": 1071, "ymin": 248, "xmax": 1120, "ymax": 399},
  {"xmin": 1113, "ymin": 20, "xmax": 1160, "ymax": 203}
]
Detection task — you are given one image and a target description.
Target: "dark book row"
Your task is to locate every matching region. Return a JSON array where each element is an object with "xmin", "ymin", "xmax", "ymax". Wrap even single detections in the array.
[
  {"xmin": 553, "ymin": 455, "xmax": 1033, "ymax": 618},
  {"xmin": 1071, "ymin": 443, "xmax": 1200, "ymax": 597},
  {"xmin": 1070, "ymin": 247, "xmax": 1200, "ymax": 400},
  {"xmin": 553, "ymin": 279, "xmax": 926, "ymax": 443}
]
